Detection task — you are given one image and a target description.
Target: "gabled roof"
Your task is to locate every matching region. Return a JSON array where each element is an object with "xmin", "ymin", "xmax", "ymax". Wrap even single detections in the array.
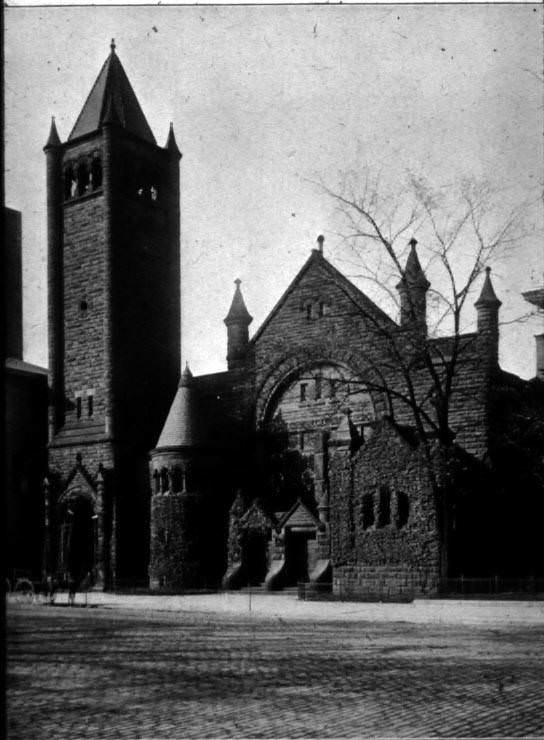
[
  {"xmin": 68, "ymin": 44, "xmax": 155, "ymax": 144},
  {"xmin": 251, "ymin": 249, "xmax": 396, "ymax": 344},
  {"xmin": 277, "ymin": 499, "xmax": 320, "ymax": 530}
]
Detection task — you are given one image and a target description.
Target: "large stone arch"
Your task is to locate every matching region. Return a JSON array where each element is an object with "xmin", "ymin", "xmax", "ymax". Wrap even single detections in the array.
[{"xmin": 255, "ymin": 346, "xmax": 382, "ymax": 428}]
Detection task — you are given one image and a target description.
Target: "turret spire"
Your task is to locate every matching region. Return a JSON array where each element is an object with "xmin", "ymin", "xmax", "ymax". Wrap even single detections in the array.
[
  {"xmin": 165, "ymin": 122, "xmax": 182, "ymax": 158},
  {"xmin": 224, "ymin": 279, "xmax": 253, "ymax": 325},
  {"xmin": 44, "ymin": 116, "xmax": 61, "ymax": 150},
  {"xmin": 224, "ymin": 279, "xmax": 253, "ymax": 370},
  {"xmin": 475, "ymin": 267, "xmax": 501, "ymax": 308},
  {"xmin": 180, "ymin": 361, "xmax": 193, "ymax": 387},
  {"xmin": 475, "ymin": 267, "xmax": 501, "ymax": 366},
  {"xmin": 68, "ymin": 44, "xmax": 156, "ymax": 143},
  {"xmin": 403, "ymin": 238, "xmax": 430, "ymax": 288},
  {"xmin": 396, "ymin": 237, "xmax": 430, "ymax": 333}
]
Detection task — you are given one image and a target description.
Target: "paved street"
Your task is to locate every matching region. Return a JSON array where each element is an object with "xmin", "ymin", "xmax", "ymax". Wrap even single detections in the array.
[{"xmin": 7, "ymin": 599, "xmax": 544, "ymax": 739}]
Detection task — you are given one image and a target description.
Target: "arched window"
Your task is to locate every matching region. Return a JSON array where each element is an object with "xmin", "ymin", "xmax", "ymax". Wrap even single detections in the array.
[
  {"xmin": 377, "ymin": 486, "xmax": 391, "ymax": 527},
  {"xmin": 171, "ymin": 466, "xmax": 183, "ymax": 492},
  {"xmin": 160, "ymin": 467, "xmax": 169, "ymax": 493},
  {"xmin": 396, "ymin": 491, "xmax": 410, "ymax": 529},
  {"xmin": 362, "ymin": 493, "xmax": 375, "ymax": 529},
  {"xmin": 91, "ymin": 157, "xmax": 102, "ymax": 189}
]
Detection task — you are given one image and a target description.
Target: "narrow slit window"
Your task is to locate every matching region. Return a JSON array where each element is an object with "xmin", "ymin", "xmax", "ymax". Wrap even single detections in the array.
[
  {"xmin": 378, "ymin": 486, "xmax": 391, "ymax": 527},
  {"xmin": 76, "ymin": 396, "xmax": 82, "ymax": 420},
  {"xmin": 362, "ymin": 493, "xmax": 375, "ymax": 529},
  {"xmin": 87, "ymin": 394, "xmax": 94, "ymax": 418},
  {"xmin": 396, "ymin": 492, "xmax": 410, "ymax": 529},
  {"xmin": 300, "ymin": 383, "xmax": 307, "ymax": 402}
]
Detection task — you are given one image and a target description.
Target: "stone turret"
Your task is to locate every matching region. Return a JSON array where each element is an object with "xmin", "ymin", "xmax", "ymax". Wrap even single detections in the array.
[
  {"xmin": 475, "ymin": 267, "xmax": 501, "ymax": 366},
  {"xmin": 149, "ymin": 363, "xmax": 205, "ymax": 591},
  {"xmin": 396, "ymin": 238, "xmax": 430, "ymax": 335},
  {"xmin": 224, "ymin": 279, "xmax": 253, "ymax": 370}
]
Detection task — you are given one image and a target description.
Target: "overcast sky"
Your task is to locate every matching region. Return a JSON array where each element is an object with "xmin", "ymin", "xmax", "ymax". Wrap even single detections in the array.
[{"xmin": 5, "ymin": 4, "xmax": 543, "ymax": 378}]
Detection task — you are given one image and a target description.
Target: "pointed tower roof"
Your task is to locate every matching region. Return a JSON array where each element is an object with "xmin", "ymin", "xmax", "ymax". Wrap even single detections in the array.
[
  {"xmin": 155, "ymin": 363, "xmax": 201, "ymax": 449},
  {"xmin": 102, "ymin": 92, "xmax": 121, "ymax": 126},
  {"xmin": 165, "ymin": 122, "xmax": 182, "ymax": 157},
  {"xmin": 475, "ymin": 267, "xmax": 502, "ymax": 308},
  {"xmin": 224, "ymin": 279, "xmax": 253, "ymax": 326},
  {"xmin": 398, "ymin": 238, "xmax": 430, "ymax": 289},
  {"xmin": 44, "ymin": 116, "xmax": 61, "ymax": 149},
  {"xmin": 68, "ymin": 39, "xmax": 156, "ymax": 144}
]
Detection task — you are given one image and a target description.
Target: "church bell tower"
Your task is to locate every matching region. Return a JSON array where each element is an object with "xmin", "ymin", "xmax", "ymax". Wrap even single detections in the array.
[{"xmin": 44, "ymin": 41, "xmax": 181, "ymax": 588}]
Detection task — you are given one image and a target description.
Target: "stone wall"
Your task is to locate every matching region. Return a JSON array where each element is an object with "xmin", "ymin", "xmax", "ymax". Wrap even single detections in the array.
[
  {"xmin": 253, "ymin": 253, "xmax": 492, "ymax": 461},
  {"xmin": 149, "ymin": 492, "xmax": 203, "ymax": 591},
  {"xmin": 63, "ymin": 194, "xmax": 106, "ymax": 425},
  {"xmin": 329, "ymin": 421, "xmax": 441, "ymax": 599}
]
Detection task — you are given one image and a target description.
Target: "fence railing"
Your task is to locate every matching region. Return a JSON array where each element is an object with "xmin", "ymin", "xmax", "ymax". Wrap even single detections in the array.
[
  {"xmin": 438, "ymin": 576, "xmax": 544, "ymax": 598},
  {"xmin": 298, "ymin": 577, "xmax": 544, "ymax": 602}
]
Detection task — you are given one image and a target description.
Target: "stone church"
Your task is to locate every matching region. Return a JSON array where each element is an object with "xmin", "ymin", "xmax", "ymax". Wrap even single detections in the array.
[{"xmin": 43, "ymin": 44, "xmax": 544, "ymax": 597}]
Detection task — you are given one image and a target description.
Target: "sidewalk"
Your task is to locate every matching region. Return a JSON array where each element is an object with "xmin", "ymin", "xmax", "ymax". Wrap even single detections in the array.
[{"xmin": 25, "ymin": 590, "xmax": 544, "ymax": 625}]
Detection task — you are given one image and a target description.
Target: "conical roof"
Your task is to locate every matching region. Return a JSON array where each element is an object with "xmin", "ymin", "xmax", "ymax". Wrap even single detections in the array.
[
  {"xmin": 475, "ymin": 267, "xmax": 502, "ymax": 307},
  {"xmin": 224, "ymin": 279, "xmax": 253, "ymax": 325},
  {"xmin": 165, "ymin": 122, "xmax": 182, "ymax": 157},
  {"xmin": 155, "ymin": 364, "xmax": 201, "ymax": 449},
  {"xmin": 68, "ymin": 41, "xmax": 155, "ymax": 144},
  {"xmin": 399, "ymin": 238, "xmax": 430, "ymax": 289},
  {"xmin": 44, "ymin": 116, "xmax": 61, "ymax": 149}
]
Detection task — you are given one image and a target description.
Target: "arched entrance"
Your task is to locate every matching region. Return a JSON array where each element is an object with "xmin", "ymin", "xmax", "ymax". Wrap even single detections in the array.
[
  {"xmin": 242, "ymin": 530, "xmax": 269, "ymax": 586},
  {"xmin": 58, "ymin": 491, "xmax": 96, "ymax": 585},
  {"xmin": 284, "ymin": 529, "xmax": 314, "ymax": 586}
]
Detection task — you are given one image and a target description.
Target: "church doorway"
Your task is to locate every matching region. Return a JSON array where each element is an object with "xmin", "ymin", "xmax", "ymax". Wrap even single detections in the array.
[
  {"xmin": 242, "ymin": 530, "xmax": 268, "ymax": 586},
  {"xmin": 58, "ymin": 494, "xmax": 96, "ymax": 585},
  {"xmin": 284, "ymin": 529, "xmax": 314, "ymax": 586}
]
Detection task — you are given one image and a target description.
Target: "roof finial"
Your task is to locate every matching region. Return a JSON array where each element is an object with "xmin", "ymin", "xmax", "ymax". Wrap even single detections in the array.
[
  {"xmin": 409, "ymin": 237, "xmax": 418, "ymax": 249},
  {"xmin": 234, "ymin": 278, "xmax": 241, "ymax": 288},
  {"xmin": 317, "ymin": 234, "xmax": 325, "ymax": 254},
  {"xmin": 110, "ymin": 38, "xmax": 116, "ymax": 53}
]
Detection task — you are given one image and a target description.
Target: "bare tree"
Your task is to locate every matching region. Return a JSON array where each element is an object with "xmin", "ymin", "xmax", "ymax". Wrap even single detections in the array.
[{"xmin": 315, "ymin": 169, "xmax": 536, "ymax": 490}]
